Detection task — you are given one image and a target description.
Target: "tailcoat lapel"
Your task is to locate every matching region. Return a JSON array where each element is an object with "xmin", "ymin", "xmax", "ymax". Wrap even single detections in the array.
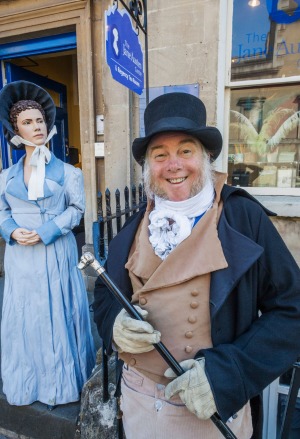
[
  {"xmin": 127, "ymin": 202, "xmax": 228, "ymax": 292},
  {"xmin": 210, "ymin": 213, "xmax": 264, "ymax": 319}
]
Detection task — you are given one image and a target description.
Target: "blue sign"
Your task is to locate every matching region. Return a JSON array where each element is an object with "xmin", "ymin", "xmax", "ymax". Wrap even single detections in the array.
[{"xmin": 105, "ymin": 5, "xmax": 144, "ymax": 95}]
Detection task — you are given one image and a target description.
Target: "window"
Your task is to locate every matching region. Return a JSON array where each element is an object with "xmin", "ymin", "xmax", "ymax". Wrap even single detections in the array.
[
  {"xmin": 229, "ymin": 84, "xmax": 299, "ymax": 189},
  {"xmin": 227, "ymin": 2, "xmax": 300, "ymax": 436},
  {"xmin": 228, "ymin": 0, "xmax": 300, "ymax": 193}
]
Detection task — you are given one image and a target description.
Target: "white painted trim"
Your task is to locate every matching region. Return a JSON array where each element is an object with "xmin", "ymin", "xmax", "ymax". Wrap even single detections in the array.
[
  {"xmin": 229, "ymin": 75, "xmax": 300, "ymax": 89},
  {"xmin": 216, "ymin": 0, "xmax": 232, "ymax": 173},
  {"xmin": 237, "ymin": 188, "xmax": 300, "ymax": 216},
  {"xmin": 241, "ymin": 187, "xmax": 300, "ymax": 196},
  {"xmin": 263, "ymin": 379, "xmax": 280, "ymax": 439},
  {"xmin": 278, "ymin": 384, "xmax": 300, "ymax": 398}
]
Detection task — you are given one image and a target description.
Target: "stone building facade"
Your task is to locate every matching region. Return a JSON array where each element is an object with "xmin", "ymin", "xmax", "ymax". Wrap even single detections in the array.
[{"xmin": 0, "ymin": 1, "xmax": 299, "ymax": 437}]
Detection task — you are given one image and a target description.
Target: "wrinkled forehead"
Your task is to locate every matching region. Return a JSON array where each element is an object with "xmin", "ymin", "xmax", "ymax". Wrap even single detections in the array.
[{"xmin": 147, "ymin": 131, "xmax": 203, "ymax": 154}]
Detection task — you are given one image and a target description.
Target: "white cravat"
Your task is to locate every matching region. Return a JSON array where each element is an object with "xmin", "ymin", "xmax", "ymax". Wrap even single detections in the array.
[
  {"xmin": 11, "ymin": 126, "xmax": 57, "ymax": 200},
  {"xmin": 148, "ymin": 179, "xmax": 215, "ymax": 260}
]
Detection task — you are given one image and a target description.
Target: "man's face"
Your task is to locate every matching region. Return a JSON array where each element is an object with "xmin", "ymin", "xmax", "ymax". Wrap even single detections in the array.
[
  {"xmin": 16, "ymin": 108, "xmax": 47, "ymax": 146},
  {"xmin": 146, "ymin": 132, "xmax": 207, "ymax": 202}
]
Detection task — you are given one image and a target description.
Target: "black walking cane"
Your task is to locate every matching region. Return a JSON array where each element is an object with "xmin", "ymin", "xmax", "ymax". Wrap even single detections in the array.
[
  {"xmin": 78, "ymin": 252, "xmax": 237, "ymax": 439},
  {"xmin": 279, "ymin": 358, "xmax": 300, "ymax": 439}
]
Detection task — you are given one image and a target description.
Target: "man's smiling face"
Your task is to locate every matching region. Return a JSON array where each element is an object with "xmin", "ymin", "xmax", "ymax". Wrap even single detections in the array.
[{"xmin": 146, "ymin": 132, "xmax": 206, "ymax": 202}]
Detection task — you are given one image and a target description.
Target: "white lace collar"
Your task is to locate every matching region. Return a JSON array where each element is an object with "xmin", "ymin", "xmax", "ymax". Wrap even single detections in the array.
[{"xmin": 148, "ymin": 180, "xmax": 215, "ymax": 260}]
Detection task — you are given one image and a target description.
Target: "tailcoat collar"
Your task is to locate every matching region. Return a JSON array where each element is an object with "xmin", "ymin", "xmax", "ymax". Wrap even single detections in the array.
[
  {"xmin": 210, "ymin": 213, "xmax": 264, "ymax": 318},
  {"xmin": 126, "ymin": 202, "xmax": 228, "ymax": 292}
]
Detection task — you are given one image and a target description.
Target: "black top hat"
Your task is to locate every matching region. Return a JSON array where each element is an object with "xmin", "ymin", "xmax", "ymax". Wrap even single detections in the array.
[
  {"xmin": 132, "ymin": 92, "xmax": 222, "ymax": 165},
  {"xmin": 0, "ymin": 80, "xmax": 56, "ymax": 147}
]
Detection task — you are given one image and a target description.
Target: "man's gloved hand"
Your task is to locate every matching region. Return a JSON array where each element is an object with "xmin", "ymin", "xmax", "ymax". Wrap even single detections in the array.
[
  {"xmin": 164, "ymin": 358, "xmax": 217, "ymax": 420},
  {"xmin": 113, "ymin": 306, "xmax": 161, "ymax": 354}
]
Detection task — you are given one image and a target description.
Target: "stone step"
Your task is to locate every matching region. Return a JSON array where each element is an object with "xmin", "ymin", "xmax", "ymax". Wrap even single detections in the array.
[{"xmin": 0, "ymin": 380, "xmax": 80, "ymax": 439}]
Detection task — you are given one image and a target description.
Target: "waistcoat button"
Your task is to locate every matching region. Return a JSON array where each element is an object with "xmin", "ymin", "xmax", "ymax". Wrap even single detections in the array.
[
  {"xmin": 140, "ymin": 297, "xmax": 147, "ymax": 305},
  {"xmin": 185, "ymin": 331, "xmax": 193, "ymax": 338},
  {"xmin": 191, "ymin": 290, "xmax": 199, "ymax": 296},
  {"xmin": 188, "ymin": 316, "xmax": 197, "ymax": 323},
  {"xmin": 129, "ymin": 358, "xmax": 136, "ymax": 366},
  {"xmin": 190, "ymin": 301, "xmax": 199, "ymax": 309},
  {"xmin": 185, "ymin": 346, "xmax": 193, "ymax": 353}
]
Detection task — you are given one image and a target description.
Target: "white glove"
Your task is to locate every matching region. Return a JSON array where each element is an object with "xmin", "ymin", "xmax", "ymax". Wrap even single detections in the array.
[
  {"xmin": 164, "ymin": 358, "xmax": 217, "ymax": 420},
  {"xmin": 113, "ymin": 306, "xmax": 161, "ymax": 354}
]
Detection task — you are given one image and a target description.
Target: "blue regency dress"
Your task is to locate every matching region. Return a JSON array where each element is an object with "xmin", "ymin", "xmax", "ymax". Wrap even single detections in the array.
[{"xmin": 0, "ymin": 153, "xmax": 96, "ymax": 406}]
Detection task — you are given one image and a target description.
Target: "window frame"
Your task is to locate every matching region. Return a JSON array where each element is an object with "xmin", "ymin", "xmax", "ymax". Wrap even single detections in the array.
[{"xmin": 219, "ymin": 0, "xmax": 300, "ymax": 207}]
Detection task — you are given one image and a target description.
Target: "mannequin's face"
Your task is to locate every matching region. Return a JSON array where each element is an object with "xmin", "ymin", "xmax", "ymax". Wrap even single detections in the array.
[{"xmin": 16, "ymin": 108, "xmax": 47, "ymax": 146}]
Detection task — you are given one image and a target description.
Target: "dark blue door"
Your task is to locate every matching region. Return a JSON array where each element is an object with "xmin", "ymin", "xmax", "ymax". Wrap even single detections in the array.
[{"xmin": 2, "ymin": 62, "xmax": 69, "ymax": 165}]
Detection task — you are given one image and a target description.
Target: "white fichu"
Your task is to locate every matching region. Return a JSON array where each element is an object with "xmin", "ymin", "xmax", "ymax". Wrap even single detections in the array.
[{"xmin": 230, "ymin": 108, "xmax": 300, "ymax": 155}]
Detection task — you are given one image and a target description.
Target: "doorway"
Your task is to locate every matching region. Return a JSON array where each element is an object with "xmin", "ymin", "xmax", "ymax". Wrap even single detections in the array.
[{"xmin": 0, "ymin": 32, "xmax": 80, "ymax": 170}]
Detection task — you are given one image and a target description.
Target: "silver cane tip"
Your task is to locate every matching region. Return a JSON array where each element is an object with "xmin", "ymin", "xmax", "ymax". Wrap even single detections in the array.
[{"xmin": 78, "ymin": 252, "xmax": 95, "ymax": 270}]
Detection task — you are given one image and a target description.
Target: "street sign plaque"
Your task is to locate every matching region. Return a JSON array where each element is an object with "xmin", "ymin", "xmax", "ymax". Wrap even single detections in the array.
[{"xmin": 105, "ymin": 5, "xmax": 144, "ymax": 95}]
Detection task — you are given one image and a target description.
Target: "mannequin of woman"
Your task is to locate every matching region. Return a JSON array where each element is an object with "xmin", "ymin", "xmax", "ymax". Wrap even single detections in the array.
[{"xmin": 0, "ymin": 81, "xmax": 95, "ymax": 409}]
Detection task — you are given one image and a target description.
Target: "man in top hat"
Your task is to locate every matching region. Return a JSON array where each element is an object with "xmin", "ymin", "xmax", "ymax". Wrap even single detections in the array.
[{"xmin": 93, "ymin": 92, "xmax": 300, "ymax": 438}]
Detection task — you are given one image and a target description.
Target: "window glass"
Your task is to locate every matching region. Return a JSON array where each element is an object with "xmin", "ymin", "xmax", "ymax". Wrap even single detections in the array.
[
  {"xmin": 228, "ymin": 85, "xmax": 300, "ymax": 188},
  {"xmin": 232, "ymin": 0, "xmax": 300, "ymax": 80}
]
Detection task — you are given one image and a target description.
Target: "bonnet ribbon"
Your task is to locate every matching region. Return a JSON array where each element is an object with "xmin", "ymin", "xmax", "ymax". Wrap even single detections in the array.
[
  {"xmin": 148, "ymin": 179, "xmax": 215, "ymax": 260},
  {"xmin": 10, "ymin": 126, "xmax": 57, "ymax": 200}
]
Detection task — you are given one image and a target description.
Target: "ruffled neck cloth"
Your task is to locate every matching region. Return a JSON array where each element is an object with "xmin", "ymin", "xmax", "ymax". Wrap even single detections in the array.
[
  {"xmin": 10, "ymin": 126, "xmax": 57, "ymax": 200},
  {"xmin": 148, "ymin": 179, "xmax": 215, "ymax": 260}
]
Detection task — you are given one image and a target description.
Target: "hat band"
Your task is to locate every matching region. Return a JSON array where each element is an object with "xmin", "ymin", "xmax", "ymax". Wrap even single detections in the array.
[{"xmin": 146, "ymin": 116, "xmax": 204, "ymax": 137}]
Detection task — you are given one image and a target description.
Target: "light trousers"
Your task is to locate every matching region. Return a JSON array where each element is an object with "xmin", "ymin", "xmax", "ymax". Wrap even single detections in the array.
[{"xmin": 121, "ymin": 365, "xmax": 253, "ymax": 439}]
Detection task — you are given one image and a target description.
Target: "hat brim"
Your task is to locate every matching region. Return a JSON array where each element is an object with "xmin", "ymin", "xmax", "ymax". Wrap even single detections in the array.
[
  {"xmin": 132, "ymin": 126, "xmax": 222, "ymax": 165},
  {"xmin": 0, "ymin": 80, "xmax": 56, "ymax": 148}
]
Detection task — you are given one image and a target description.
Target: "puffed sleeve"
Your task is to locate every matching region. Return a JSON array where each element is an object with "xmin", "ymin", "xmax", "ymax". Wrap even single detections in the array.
[
  {"xmin": 36, "ymin": 167, "xmax": 85, "ymax": 245},
  {"xmin": 0, "ymin": 170, "xmax": 19, "ymax": 244}
]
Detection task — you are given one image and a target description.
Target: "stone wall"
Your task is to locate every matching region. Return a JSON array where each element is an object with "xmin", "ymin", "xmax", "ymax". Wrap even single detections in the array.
[{"xmin": 271, "ymin": 217, "xmax": 300, "ymax": 266}]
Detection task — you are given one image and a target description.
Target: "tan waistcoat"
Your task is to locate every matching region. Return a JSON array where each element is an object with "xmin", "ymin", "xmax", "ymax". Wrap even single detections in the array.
[
  {"xmin": 120, "ymin": 174, "xmax": 253, "ymax": 438},
  {"xmin": 121, "ymin": 174, "xmax": 228, "ymax": 383}
]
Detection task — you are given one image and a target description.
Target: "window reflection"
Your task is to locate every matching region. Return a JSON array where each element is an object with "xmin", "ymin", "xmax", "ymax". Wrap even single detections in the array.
[
  {"xmin": 228, "ymin": 85, "xmax": 300, "ymax": 188},
  {"xmin": 232, "ymin": 0, "xmax": 300, "ymax": 80}
]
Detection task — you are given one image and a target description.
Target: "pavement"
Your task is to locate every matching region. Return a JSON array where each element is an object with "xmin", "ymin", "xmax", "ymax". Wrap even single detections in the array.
[{"xmin": 0, "ymin": 255, "xmax": 102, "ymax": 439}]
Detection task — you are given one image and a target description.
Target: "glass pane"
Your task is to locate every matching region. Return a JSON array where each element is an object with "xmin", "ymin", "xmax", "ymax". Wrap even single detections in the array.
[
  {"xmin": 228, "ymin": 85, "xmax": 300, "ymax": 188},
  {"xmin": 231, "ymin": 0, "xmax": 300, "ymax": 80}
]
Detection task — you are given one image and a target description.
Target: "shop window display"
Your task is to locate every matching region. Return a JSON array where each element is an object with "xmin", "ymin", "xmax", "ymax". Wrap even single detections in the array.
[
  {"xmin": 228, "ymin": 85, "xmax": 300, "ymax": 188},
  {"xmin": 229, "ymin": 0, "xmax": 300, "ymax": 190}
]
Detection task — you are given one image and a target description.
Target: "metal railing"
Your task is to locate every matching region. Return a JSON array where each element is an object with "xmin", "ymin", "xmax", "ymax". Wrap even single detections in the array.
[
  {"xmin": 92, "ymin": 184, "xmax": 146, "ymax": 412},
  {"xmin": 93, "ymin": 183, "xmax": 146, "ymax": 265}
]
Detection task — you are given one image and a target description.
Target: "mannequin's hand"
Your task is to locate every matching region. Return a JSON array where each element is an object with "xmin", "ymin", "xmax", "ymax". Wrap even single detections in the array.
[
  {"xmin": 11, "ymin": 228, "xmax": 41, "ymax": 246},
  {"xmin": 113, "ymin": 306, "xmax": 161, "ymax": 354},
  {"xmin": 164, "ymin": 358, "xmax": 217, "ymax": 420}
]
